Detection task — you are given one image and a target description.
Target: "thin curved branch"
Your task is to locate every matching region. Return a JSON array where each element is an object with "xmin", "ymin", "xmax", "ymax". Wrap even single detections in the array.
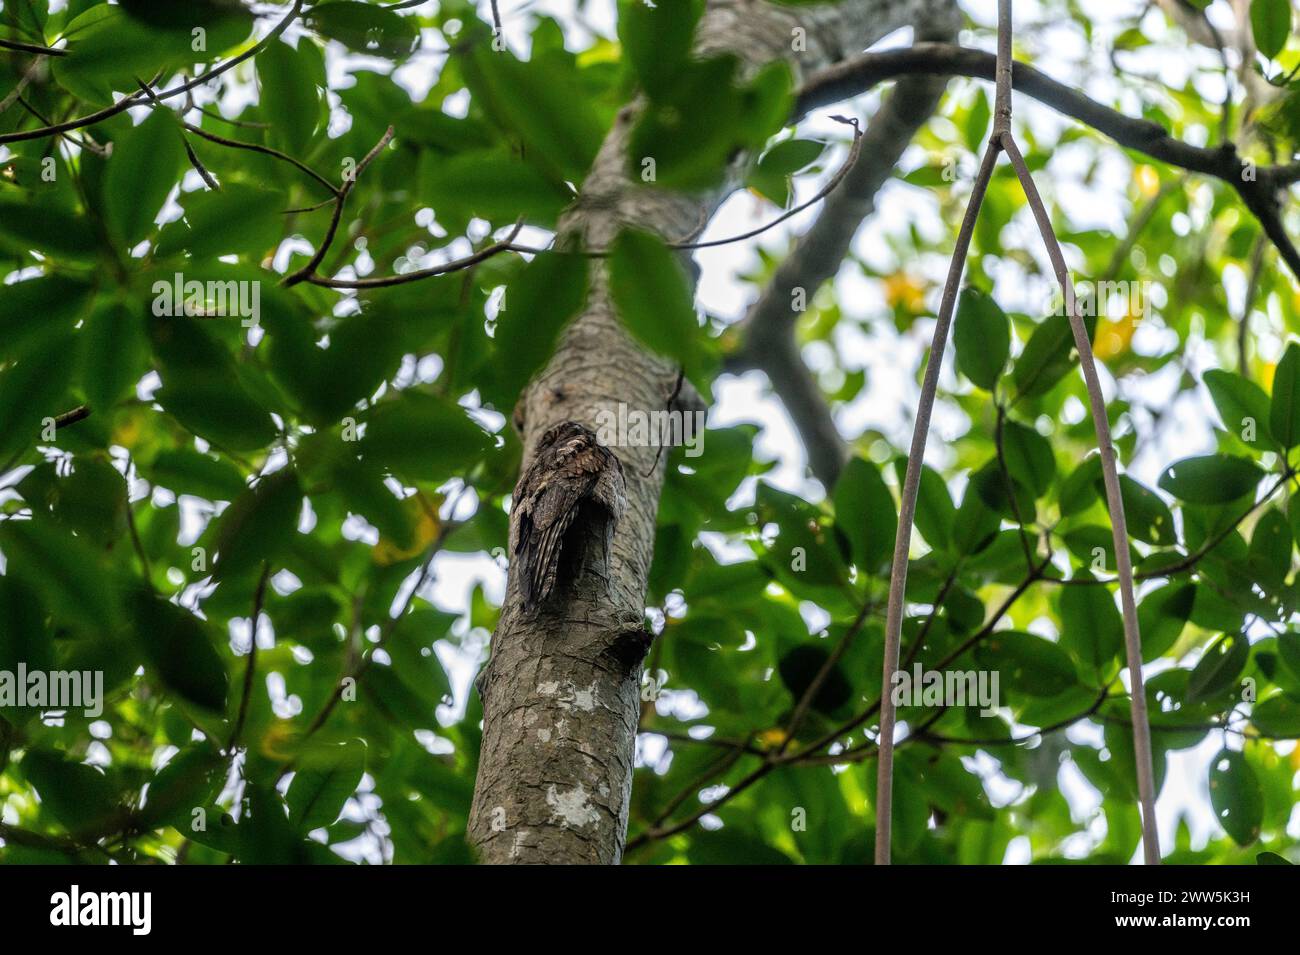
[
  {"xmin": 0, "ymin": 0, "xmax": 305, "ymax": 146},
  {"xmin": 874, "ymin": 136, "xmax": 1001, "ymax": 864},
  {"xmin": 0, "ymin": 37, "xmax": 66, "ymax": 57},
  {"xmin": 796, "ymin": 42, "xmax": 1300, "ymax": 280},
  {"xmin": 181, "ymin": 121, "xmax": 339, "ymax": 196},
  {"xmin": 1000, "ymin": 131, "xmax": 1159, "ymax": 865},
  {"xmin": 282, "ymin": 125, "xmax": 394, "ymax": 287},
  {"xmin": 302, "ymin": 226, "xmax": 526, "ymax": 290},
  {"xmin": 730, "ymin": 75, "xmax": 952, "ymax": 487}
]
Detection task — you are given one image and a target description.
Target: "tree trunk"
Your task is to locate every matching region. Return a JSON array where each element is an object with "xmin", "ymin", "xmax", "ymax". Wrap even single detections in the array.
[{"xmin": 468, "ymin": 0, "xmax": 958, "ymax": 865}]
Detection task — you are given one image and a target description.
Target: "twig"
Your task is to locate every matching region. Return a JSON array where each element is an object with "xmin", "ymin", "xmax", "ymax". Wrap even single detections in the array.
[
  {"xmin": 282, "ymin": 125, "xmax": 395, "ymax": 287},
  {"xmin": 295, "ymin": 491, "xmax": 464, "ymax": 742},
  {"xmin": 0, "ymin": 37, "xmax": 66, "ymax": 57},
  {"xmin": 180, "ymin": 121, "xmax": 338, "ymax": 195},
  {"xmin": 674, "ymin": 117, "xmax": 862, "ymax": 251},
  {"xmin": 873, "ymin": 136, "xmax": 1000, "ymax": 864},
  {"xmin": 0, "ymin": 405, "xmax": 91, "ymax": 477},
  {"xmin": 874, "ymin": 0, "xmax": 1160, "ymax": 867},
  {"xmin": 777, "ymin": 599, "xmax": 874, "ymax": 757},
  {"xmin": 303, "ymin": 220, "xmax": 525, "ymax": 290},
  {"xmin": 125, "ymin": 498, "xmax": 154, "ymax": 590},
  {"xmin": 1000, "ymin": 130, "xmax": 1159, "ymax": 865},
  {"xmin": 0, "ymin": 0, "xmax": 306, "ymax": 146},
  {"xmin": 135, "ymin": 80, "xmax": 220, "ymax": 190},
  {"xmin": 795, "ymin": 42, "xmax": 1300, "ymax": 280},
  {"xmin": 226, "ymin": 563, "xmax": 271, "ymax": 752}
]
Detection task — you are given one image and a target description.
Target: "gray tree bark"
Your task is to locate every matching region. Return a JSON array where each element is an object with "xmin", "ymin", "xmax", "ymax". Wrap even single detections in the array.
[{"xmin": 467, "ymin": 0, "xmax": 958, "ymax": 865}]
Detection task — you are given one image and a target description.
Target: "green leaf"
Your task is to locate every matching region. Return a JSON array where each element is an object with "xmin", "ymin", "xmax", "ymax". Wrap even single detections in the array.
[
  {"xmin": 155, "ymin": 184, "xmax": 286, "ymax": 260},
  {"xmin": 1001, "ymin": 419, "xmax": 1055, "ymax": 496},
  {"xmin": 143, "ymin": 448, "xmax": 247, "ymax": 501},
  {"xmin": 211, "ymin": 468, "xmax": 303, "ymax": 580},
  {"xmin": 1057, "ymin": 453, "xmax": 1103, "ymax": 517},
  {"xmin": 257, "ymin": 39, "xmax": 321, "ymax": 157},
  {"xmin": 21, "ymin": 750, "xmax": 121, "ymax": 834},
  {"xmin": 1157, "ymin": 454, "xmax": 1263, "ymax": 504},
  {"xmin": 0, "ymin": 328, "xmax": 76, "ymax": 466},
  {"xmin": 52, "ymin": 5, "xmax": 253, "ymax": 105},
  {"xmin": 150, "ymin": 316, "xmax": 278, "ymax": 451},
  {"xmin": 1136, "ymin": 582, "xmax": 1195, "ymax": 662},
  {"xmin": 461, "ymin": 42, "xmax": 604, "ymax": 182},
  {"xmin": 325, "ymin": 453, "xmax": 415, "ymax": 549},
  {"xmin": 963, "ymin": 87, "xmax": 991, "ymax": 153},
  {"xmin": 1187, "ymin": 634, "xmax": 1249, "ymax": 704},
  {"xmin": 1269, "ymin": 341, "xmax": 1300, "ymax": 448},
  {"xmin": 832, "ymin": 456, "xmax": 896, "ymax": 572},
  {"xmin": 20, "ymin": 457, "xmax": 129, "ymax": 549},
  {"xmin": 1251, "ymin": 692, "xmax": 1300, "ymax": 736},
  {"xmin": 953, "ymin": 287, "xmax": 1010, "ymax": 390},
  {"xmin": 1251, "ymin": 0, "xmax": 1291, "ymax": 59},
  {"xmin": 608, "ymin": 228, "xmax": 699, "ymax": 378},
  {"xmin": 128, "ymin": 590, "xmax": 230, "ymax": 712},
  {"xmin": 490, "ymin": 252, "xmax": 589, "ymax": 406},
  {"xmin": 1012, "ymin": 313, "xmax": 1079, "ymax": 399},
  {"xmin": 240, "ymin": 782, "xmax": 313, "ymax": 863},
  {"xmin": 1209, "ymin": 749, "xmax": 1263, "ymax": 845},
  {"xmin": 1278, "ymin": 631, "xmax": 1300, "ymax": 683},
  {"xmin": 263, "ymin": 307, "xmax": 405, "ymax": 426},
  {"xmin": 305, "ymin": 2, "xmax": 419, "ymax": 58},
  {"xmin": 79, "ymin": 298, "xmax": 147, "ymax": 414},
  {"xmin": 286, "ymin": 739, "xmax": 366, "ymax": 832},
  {"xmin": 618, "ymin": 0, "xmax": 703, "ymax": 99},
  {"xmin": 1258, "ymin": 851, "xmax": 1294, "ymax": 864},
  {"xmin": 1102, "ymin": 718, "xmax": 1167, "ymax": 802},
  {"xmin": 1060, "ymin": 577, "xmax": 1123, "ymax": 681},
  {"xmin": 778, "ymin": 645, "xmax": 851, "ymax": 714},
  {"xmin": 755, "ymin": 483, "xmax": 849, "ymax": 592},
  {"xmin": 1061, "ymin": 524, "xmax": 1131, "ymax": 574},
  {"xmin": 105, "ymin": 109, "xmax": 185, "ymax": 246},
  {"xmin": 417, "ymin": 148, "xmax": 571, "ymax": 223},
  {"xmin": 1204, "ymin": 369, "xmax": 1275, "ymax": 450},
  {"xmin": 0, "ymin": 518, "xmax": 118, "ymax": 633},
  {"xmin": 361, "ymin": 393, "xmax": 494, "ymax": 482},
  {"xmin": 118, "ymin": 0, "xmax": 249, "ymax": 30},
  {"xmin": 1106, "ymin": 475, "xmax": 1176, "ymax": 547},
  {"xmin": 137, "ymin": 742, "xmax": 226, "ymax": 831},
  {"xmin": 749, "ymin": 138, "xmax": 826, "ymax": 206},
  {"xmin": 0, "ymin": 576, "xmax": 53, "ymax": 696},
  {"xmin": 1248, "ymin": 508, "xmax": 1292, "ymax": 593},
  {"xmin": 0, "ymin": 276, "xmax": 94, "ymax": 359},
  {"xmin": 627, "ymin": 55, "xmax": 790, "ymax": 190},
  {"xmin": 975, "ymin": 631, "xmax": 1077, "ymax": 697},
  {"xmin": 0, "ymin": 197, "xmax": 99, "ymax": 261},
  {"xmin": 893, "ymin": 459, "xmax": 955, "ymax": 552}
]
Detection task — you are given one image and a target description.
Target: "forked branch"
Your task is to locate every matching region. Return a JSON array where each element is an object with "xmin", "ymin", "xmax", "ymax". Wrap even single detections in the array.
[{"xmin": 872, "ymin": 0, "xmax": 1160, "ymax": 866}]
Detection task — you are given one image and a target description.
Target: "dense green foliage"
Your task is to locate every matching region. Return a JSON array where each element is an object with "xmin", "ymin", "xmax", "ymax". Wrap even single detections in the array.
[{"xmin": 1, "ymin": 0, "xmax": 1298, "ymax": 864}]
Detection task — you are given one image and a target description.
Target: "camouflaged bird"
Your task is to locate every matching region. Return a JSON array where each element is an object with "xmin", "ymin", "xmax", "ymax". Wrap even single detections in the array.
[{"xmin": 511, "ymin": 421, "xmax": 626, "ymax": 611}]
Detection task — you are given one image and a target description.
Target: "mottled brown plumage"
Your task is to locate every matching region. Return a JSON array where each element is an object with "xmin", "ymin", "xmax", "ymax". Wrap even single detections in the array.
[{"xmin": 511, "ymin": 421, "xmax": 626, "ymax": 610}]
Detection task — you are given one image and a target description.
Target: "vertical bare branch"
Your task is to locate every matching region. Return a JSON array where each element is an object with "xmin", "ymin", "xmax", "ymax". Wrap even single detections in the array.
[
  {"xmin": 1001, "ymin": 134, "xmax": 1160, "ymax": 864},
  {"xmin": 874, "ymin": 137, "xmax": 1000, "ymax": 864},
  {"xmin": 875, "ymin": 0, "xmax": 1160, "ymax": 867}
]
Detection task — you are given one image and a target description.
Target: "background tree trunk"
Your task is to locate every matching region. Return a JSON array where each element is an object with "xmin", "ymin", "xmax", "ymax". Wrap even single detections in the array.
[{"xmin": 468, "ymin": 0, "xmax": 959, "ymax": 864}]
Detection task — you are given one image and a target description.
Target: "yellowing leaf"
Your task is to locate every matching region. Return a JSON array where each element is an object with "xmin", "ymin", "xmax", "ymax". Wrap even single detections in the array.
[
  {"xmin": 1094, "ymin": 312, "xmax": 1136, "ymax": 360},
  {"xmin": 373, "ymin": 496, "xmax": 440, "ymax": 566},
  {"xmin": 1134, "ymin": 164, "xmax": 1160, "ymax": 199},
  {"xmin": 1260, "ymin": 361, "xmax": 1277, "ymax": 394},
  {"xmin": 883, "ymin": 272, "xmax": 926, "ymax": 313}
]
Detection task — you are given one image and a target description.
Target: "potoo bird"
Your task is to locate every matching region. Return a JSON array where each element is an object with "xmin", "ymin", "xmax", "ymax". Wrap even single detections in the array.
[{"xmin": 511, "ymin": 421, "xmax": 626, "ymax": 610}]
